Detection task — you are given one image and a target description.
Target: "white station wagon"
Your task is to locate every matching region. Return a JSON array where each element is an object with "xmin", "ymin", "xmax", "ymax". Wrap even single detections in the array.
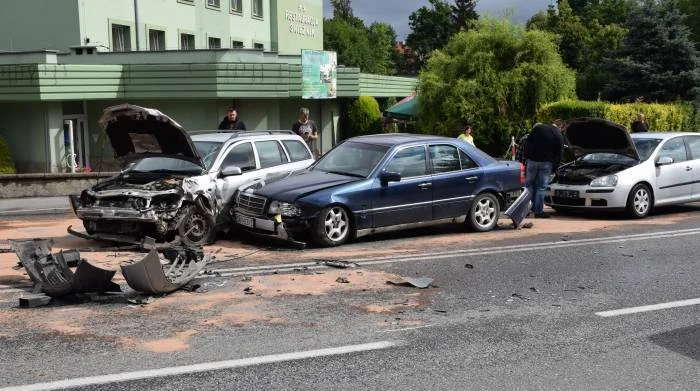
[{"xmin": 546, "ymin": 118, "xmax": 700, "ymax": 218}]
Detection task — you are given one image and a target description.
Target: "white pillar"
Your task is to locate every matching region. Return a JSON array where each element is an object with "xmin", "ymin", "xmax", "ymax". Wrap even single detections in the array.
[{"xmin": 64, "ymin": 119, "xmax": 76, "ymax": 173}]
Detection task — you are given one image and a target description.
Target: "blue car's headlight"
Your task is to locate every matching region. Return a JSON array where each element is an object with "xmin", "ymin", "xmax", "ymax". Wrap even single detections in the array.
[
  {"xmin": 590, "ymin": 175, "xmax": 618, "ymax": 187},
  {"xmin": 268, "ymin": 200, "xmax": 302, "ymax": 217}
]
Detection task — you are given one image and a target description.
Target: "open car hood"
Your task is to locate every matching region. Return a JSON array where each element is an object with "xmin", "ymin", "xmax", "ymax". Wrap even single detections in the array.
[
  {"xmin": 565, "ymin": 118, "xmax": 640, "ymax": 160},
  {"xmin": 99, "ymin": 104, "xmax": 204, "ymax": 167}
]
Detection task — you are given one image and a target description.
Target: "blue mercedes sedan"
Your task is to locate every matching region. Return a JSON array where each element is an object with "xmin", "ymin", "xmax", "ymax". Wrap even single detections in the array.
[{"xmin": 232, "ymin": 134, "xmax": 524, "ymax": 247}]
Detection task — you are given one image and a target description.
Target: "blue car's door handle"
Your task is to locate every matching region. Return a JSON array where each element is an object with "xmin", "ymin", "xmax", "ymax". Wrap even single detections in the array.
[
  {"xmin": 465, "ymin": 176, "xmax": 479, "ymax": 182},
  {"xmin": 418, "ymin": 182, "xmax": 432, "ymax": 190}
]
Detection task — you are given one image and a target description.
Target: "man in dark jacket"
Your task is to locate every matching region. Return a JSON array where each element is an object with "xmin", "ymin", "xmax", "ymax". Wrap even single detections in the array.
[
  {"xmin": 218, "ymin": 108, "xmax": 247, "ymax": 130},
  {"xmin": 524, "ymin": 123, "xmax": 564, "ymax": 218}
]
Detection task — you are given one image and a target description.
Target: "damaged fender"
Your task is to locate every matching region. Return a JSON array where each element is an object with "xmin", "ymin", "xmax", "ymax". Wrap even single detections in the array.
[{"xmin": 121, "ymin": 249, "xmax": 208, "ymax": 294}]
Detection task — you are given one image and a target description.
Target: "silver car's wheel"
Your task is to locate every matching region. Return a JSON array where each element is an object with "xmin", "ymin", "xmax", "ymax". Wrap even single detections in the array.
[
  {"xmin": 626, "ymin": 184, "xmax": 652, "ymax": 218},
  {"xmin": 312, "ymin": 206, "xmax": 351, "ymax": 247},
  {"xmin": 468, "ymin": 193, "xmax": 500, "ymax": 232}
]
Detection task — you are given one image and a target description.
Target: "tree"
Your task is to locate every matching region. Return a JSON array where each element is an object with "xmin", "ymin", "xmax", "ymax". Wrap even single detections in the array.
[
  {"xmin": 418, "ymin": 18, "xmax": 576, "ymax": 156},
  {"xmin": 368, "ymin": 23, "xmax": 398, "ymax": 75},
  {"xmin": 405, "ymin": 0, "xmax": 454, "ymax": 69},
  {"xmin": 347, "ymin": 96, "xmax": 381, "ymax": 136},
  {"xmin": 678, "ymin": 0, "xmax": 700, "ymax": 48},
  {"xmin": 330, "ymin": 0, "xmax": 354, "ymax": 21},
  {"xmin": 451, "ymin": 0, "xmax": 479, "ymax": 31},
  {"xmin": 602, "ymin": 0, "xmax": 700, "ymax": 102}
]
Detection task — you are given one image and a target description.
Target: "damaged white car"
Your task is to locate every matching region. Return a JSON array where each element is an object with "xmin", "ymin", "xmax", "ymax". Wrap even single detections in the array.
[
  {"xmin": 69, "ymin": 104, "xmax": 315, "ymax": 245},
  {"xmin": 546, "ymin": 118, "xmax": 700, "ymax": 218}
]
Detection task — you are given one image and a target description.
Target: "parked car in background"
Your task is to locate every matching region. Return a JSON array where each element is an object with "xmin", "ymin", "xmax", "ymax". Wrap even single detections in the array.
[
  {"xmin": 233, "ymin": 134, "xmax": 524, "ymax": 247},
  {"xmin": 546, "ymin": 118, "xmax": 700, "ymax": 218},
  {"xmin": 70, "ymin": 104, "xmax": 314, "ymax": 246}
]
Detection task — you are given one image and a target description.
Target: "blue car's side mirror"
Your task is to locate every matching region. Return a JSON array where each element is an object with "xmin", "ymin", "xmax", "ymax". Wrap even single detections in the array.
[{"xmin": 380, "ymin": 171, "xmax": 401, "ymax": 185}]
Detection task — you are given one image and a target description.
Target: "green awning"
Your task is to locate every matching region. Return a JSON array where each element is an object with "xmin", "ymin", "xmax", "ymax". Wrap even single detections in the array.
[{"xmin": 384, "ymin": 94, "xmax": 418, "ymax": 121}]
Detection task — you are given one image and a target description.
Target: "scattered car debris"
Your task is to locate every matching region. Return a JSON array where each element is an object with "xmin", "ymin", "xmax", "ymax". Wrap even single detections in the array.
[
  {"xmin": 522, "ymin": 222, "xmax": 534, "ymax": 229},
  {"xmin": 242, "ymin": 276, "xmax": 252, "ymax": 282},
  {"xmin": 433, "ymin": 309, "xmax": 447, "ymax": 313},
  {"xmin": 322, "ymin": 260, "xmax": 358, "ymax": 269},
  {"xmin": 10, "ymin": 239, "xmax": 120, "ymax": 297},
  {"xmin": 243, "ymin": 286, "xmax": 255, "ymax": 295},
  {"xmin": 529, "ymin": 287, "xmax": 539, "ymax": 293},
  {"xmin": 336, "ymin": 277, "xmax": 350, "ymax": 283},
  {"xmin": 465, "ymin": 264, "xmax": 474, "ymax": 269},
  {"xmin": 121, "ymin": 248, "xmax": 208, "ymax": 295},
  {"xmin": 511, "ymin": 292, "xmax": 529, "ymax": 300},
  {"xmin": 127, "ymin": 296, "xmax": 155, "ymax": 305},
  {"xmin": 505, "ymin": 188, "xmax": 532, "ymax": 229},
  {"xmin": 387, "ymin": 276, "xmax": 434, "ymax": 289},
  {"xmin": 19, "ymin": 293, "xmax": 52, "ymax": 308}
]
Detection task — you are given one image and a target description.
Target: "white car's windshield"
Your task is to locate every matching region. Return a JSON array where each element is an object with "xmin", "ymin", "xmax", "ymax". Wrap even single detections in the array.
[
  {"xmin": 129, "ymin": 157, "xmax": 204, "ymax": 175},
  {"xmin": 194, "ymin": 141, "xmax": 224, "ymax": 169},
  {"xmin": 633, "ymin": 138, "xmax": 662, "ymax": 161},
  {"xmin": 312, "ymin": 141, "xmax": 390, "ymax": 177}
]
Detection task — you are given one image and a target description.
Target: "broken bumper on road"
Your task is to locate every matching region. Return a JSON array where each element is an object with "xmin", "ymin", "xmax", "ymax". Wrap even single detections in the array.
[{"xmin": 121, "ymin": 249, "xmax": 207, "ymax": 295}]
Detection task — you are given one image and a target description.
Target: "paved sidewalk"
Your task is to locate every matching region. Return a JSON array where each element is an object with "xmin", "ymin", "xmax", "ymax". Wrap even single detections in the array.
[{"xmin": 0, "ymin": 196, "xmax": 72, "ymax": 217}]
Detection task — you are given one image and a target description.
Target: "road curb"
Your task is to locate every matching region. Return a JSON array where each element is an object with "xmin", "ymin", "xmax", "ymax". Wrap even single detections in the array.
[{"xmin": 0, "ymin": 208, "xmax": 72, "ymax": 217}]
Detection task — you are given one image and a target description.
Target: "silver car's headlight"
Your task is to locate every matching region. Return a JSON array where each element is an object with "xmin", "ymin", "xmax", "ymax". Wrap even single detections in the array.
[
  {"xmin": 268, "ymin": 200, "xmax": 302, "ymax": 216},
  {"xmin": 590, "ymin": 175, "xmax": 618, "ymax": 187}
]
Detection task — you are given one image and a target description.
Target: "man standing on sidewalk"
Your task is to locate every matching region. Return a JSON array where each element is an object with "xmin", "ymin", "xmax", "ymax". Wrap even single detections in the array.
[{"xmin": 524, "ymin": 123, "xmax": 563, "ymax": 218}]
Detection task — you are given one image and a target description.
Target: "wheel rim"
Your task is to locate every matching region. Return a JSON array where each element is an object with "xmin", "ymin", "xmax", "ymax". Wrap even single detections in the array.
[
  {"xmin": 323, "ymin": 207, "xmax": 348, "ymax": 242},
  {"xmin": 633, "ymin": 188, "xmax": 650, "ymax": 215},
  {"xmin": 184, "ymin": 212, "xmax": 208, "ymax": 242},
  {"xmin": 474, "ymin": 197, "xmax": 497, "ymax": 229}
]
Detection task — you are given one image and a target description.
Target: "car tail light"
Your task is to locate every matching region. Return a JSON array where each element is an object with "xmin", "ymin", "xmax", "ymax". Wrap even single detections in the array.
[{"xmin": 519, "ymin": 163, "xmax": 525, "ymax": 186}]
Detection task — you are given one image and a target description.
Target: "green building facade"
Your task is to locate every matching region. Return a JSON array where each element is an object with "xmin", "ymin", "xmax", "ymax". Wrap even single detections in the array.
[{"xmin": 0, "ymin": 0, "xmax": 417, "ymax": 173}]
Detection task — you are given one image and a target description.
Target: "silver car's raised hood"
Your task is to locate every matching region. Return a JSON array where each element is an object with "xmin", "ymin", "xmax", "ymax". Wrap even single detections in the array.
[
  {"xmin": 565, "ymin": 118, "xmax": 640, "ymax": 160},
  {"xmin": 99, "ymin": 104, "xmax": 204, "ymax": 167}
]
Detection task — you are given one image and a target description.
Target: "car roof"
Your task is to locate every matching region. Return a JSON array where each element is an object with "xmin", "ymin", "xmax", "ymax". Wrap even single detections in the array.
[
  {"xmin": 190, "ymin": 130, "xmax": 299, "ymax": 143},
  {"xmin": 347, "ymin": 133, "xmax": 455, "ymax": 147},
  {"xmin": 631, "ymin": 132, "xmax": 697, "ymax": 140}
]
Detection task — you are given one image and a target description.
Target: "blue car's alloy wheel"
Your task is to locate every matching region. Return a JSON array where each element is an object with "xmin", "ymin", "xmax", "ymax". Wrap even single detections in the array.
[
  {"xmin": 313, "ymin": 205, "xmax": 351, "ymax": 247},
  {"xmin": 468, "ymin": 193, "xmax": 500, "ymax": 232}
]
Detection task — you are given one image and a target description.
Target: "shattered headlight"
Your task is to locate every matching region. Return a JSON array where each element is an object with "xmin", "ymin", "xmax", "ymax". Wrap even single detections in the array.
[
  {"xmin": 590, "ymin": 175, "xmax": 618, "ymax": 187},
  {"xmin": 268, "ymin": 200, "xmax": 302, "ymax": 217}
]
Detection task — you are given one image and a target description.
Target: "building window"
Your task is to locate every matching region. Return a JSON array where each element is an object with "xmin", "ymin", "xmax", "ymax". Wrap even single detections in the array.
[
  {"xmin": 208, "ymin": 37, "xmax": 221, "ymax": 49},
  {"xmin": 111, "ymin": 24, "xmax": 131, "ymax": 52},
  {"xmin": 207, "ymin": 0, "xmax": 220, "ymax": 7},
  {"xmin": 180, "ymin": 33, "xmax": 195, "ymax": 50},
  {"xmin": 177, "ymin": 0, "xmax": 194, "ymax": 4},
  {"xmin": 231, "ymin": 40, "xmax": 244, "ymax": 49},
  {"xmin": 252, "ymin": 0, "xmax": 263, "ymax": 18},
  {"xmin": 148, "ymin": 29, "xmax": 165, "ymax": 51},
  {"xmin": 230, "ymin": 0, "xmax": 242, "ymax": 13},
  {"xmin": 253, "ymin": 42, "xmax": 264, "ymax": 50}
]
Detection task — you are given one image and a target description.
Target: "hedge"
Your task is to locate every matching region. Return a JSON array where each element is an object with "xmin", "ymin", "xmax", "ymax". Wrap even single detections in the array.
[
  {"xmin": 537, "ymin": 100, "xmax": 700, "ymax": 132},
  {"xmin": 347, "ymin": 96, "xmax": 382, "ymax": 136},
  {"xmin": 0, "ymin": 136, "xmax": 16, "ymax": 174}
]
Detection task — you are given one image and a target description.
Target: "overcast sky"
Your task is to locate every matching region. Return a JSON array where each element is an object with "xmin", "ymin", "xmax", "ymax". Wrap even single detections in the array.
[{"xmin": 322, "ymin": 0, "xmax": 553, "ymax": 41}]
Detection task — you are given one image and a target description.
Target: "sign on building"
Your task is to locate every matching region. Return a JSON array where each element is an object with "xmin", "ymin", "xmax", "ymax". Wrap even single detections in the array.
[{"xmin": 301, "ymin": 49, "xmax": 337, "ymax": 99}]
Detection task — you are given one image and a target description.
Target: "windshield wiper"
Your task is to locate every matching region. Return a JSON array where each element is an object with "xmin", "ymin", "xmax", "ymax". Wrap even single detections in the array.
[{"xmin": 323, "ymin": 170, "xmax": 366, "ymax": 178}]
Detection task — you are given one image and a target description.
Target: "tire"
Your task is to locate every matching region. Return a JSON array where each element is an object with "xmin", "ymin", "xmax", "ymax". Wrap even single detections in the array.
[
  {"xmin": 178, "ymin": 204, "xmax": 214, "ymax": 246},
  {"xmin": 311, "ymin": 205, "xmax": 352, "ymax": 247},
  {"xmin": 468, "ymin": 193, "xmax": 500, "ymax": 232},
  {"xmin": 626, "ymin": 183, "xmax": 652, "ymax": 218}
]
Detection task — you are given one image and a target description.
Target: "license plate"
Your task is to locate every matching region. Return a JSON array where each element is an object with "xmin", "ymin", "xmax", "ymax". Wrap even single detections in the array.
[
  {"xmin": 235, "ymin": 214, "xmax": 255, "ymax": 228},
  {"xmin": 555, "ymin": 189, "xmax": 579, "ymax": 198}
]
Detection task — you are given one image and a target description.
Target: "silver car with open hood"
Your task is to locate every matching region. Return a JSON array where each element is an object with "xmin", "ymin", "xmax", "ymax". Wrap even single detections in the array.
[
  {"xmin": 546, "ymin": 118, "xmax": 700, "ymax": 218},
  {"xmin": 70, "ymin": 104, "xmax": 315, "ymax": 245}
]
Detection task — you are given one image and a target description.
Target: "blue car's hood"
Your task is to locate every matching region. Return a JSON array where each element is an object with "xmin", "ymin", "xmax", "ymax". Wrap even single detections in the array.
[{"xmin": 246, "ymin": 170, "xmax": 360, "ymax": 201}]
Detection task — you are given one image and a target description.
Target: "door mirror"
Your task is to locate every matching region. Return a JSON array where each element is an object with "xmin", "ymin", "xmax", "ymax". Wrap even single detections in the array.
[
  {"xmin": 380, "ymin": 171, "xmax": 401, "ymax": 185},
  {"xmin": 220, "ymin": 165, "xmax": 242, "ymax": 177},
  {"xmin": 655, "ymin": 156, "xmax": 674, "ymax": 166}
]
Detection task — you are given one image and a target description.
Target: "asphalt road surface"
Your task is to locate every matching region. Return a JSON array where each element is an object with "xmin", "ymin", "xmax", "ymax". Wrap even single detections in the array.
[{"xmin": 0, "ymin": 206, "xmax": 698, "ymax": 390}]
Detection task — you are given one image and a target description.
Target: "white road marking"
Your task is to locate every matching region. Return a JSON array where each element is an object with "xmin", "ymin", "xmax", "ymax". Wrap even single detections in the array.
[
  {"xmin": 0, "ymin": 288, "xmax": 25, "ymax": 294},
  {"xmin": 207, "ymin": 227, "xmax": 700, "ymax": 277},
  {"xmin": 376, "ymin": 325, "xmax": 435, "ymax": 333},
  {"xmin": 0, "ymin": 341, "xmax": 401, "ymax": 391},
  {"xmin": 595, "ymin": 298, "xmax": 700, "ymax": 317}
]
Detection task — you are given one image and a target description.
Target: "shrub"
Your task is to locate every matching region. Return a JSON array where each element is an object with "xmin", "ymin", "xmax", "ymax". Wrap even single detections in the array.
[
  {"xmin": 537, "ymin": 100, "xmax": 699, "ymax": 132},
  {"xmin": 0, "ymin": 136, "xmax": 16, "ymax": 174},
  {"xmin": 347, "ymin": 96, "xmax": 382, "ymax": 136}
]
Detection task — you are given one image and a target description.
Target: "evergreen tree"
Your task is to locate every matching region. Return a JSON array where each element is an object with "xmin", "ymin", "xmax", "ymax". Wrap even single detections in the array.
[
  {"xmin": 602, "ymin": 0, "xmax": 700, "ymax": 102},
  {"xmin": 406, "ymin": 0, "xmax": 453, "ymax": 69},
  {"xmin": 451, "ymin": 0, "xmax": 479, "ymax": 31}
]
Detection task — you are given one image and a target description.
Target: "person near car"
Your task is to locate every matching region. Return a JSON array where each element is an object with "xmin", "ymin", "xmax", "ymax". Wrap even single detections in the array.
[
  {"xmin": 292, "ymin": 107, "xmax": 319, "ymax": 156},
  {"xmin": 631, "ymin": 112, "xmax": 648, "ymax": 133},
  {"xmin": 218, "ymin": 107, "xmax": 247, "ymax": 130},
  {"xmin": 457, "ymin": 122, "xmax": 475, "ymax": 145},
  {"xmin": 524, "ymin": 123, "xmax": 564, "ymax": 219}
]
